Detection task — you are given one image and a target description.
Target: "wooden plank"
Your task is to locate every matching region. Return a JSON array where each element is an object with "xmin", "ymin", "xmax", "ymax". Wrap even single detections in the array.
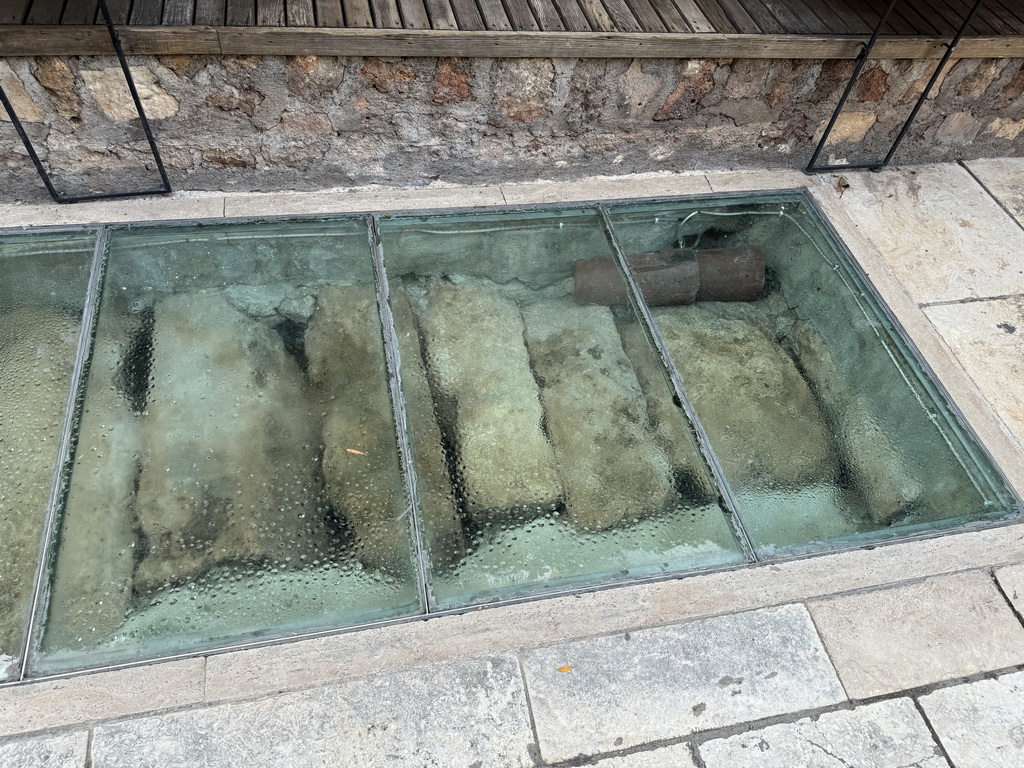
[
  {"xmin": 577, "ymin": 0, "xmax": 615, "ymax": 30},
  {"xmin": 0, "ymin": 24, "xmax": 224, "ymax": 53},
  {"xmin": 823, "ymin": 0, "xmax": 872, "ymax": 33},
  {"xmin": 449, "ymin": 0, "xmax": 485, "ymax": 29},
  {"xmin": 501, "ymin": 0, "xmax": 538, "ymax": 29},
  {"xmin": 0, "ymin": 1, "xmax": 30, "ymax": 24},
  {"xmin": 257, "ymin": 0, "xmax": 285, "ymax": 24},
  {"xmin": 735, "ymin": 0, "xmax": 783, "ymax": 33},
  {"xmin": 226, "ymin": 0, "xmax": 254, "ymax": 23},
  {"xmin": 672, "ymin": 0, "xmax": 712, "ymax": 31},
  {"xmin": 690, "ymin": 0, "xmax": 733, "ymax": 32},
  {"xmin": 758, "ymin": 0, "xmax": 811, "ymax": 33},
  {"xmin": 647, "ymin": 0, "xmax": 690, "ymax": 32},
  {"xmin": 397, "ymin": 0, "xmax": 431, "ymax": 28},
  {"xmin": 195, "ymin": 0, "xmax": 225, "ymax": 23},
  {"xmin": 943, "ymin": 0, "xmax": 1004, "ymax": 35},
  {"xmin": 103, "ymin": 0, "xmax": 133, "ymax": 23},
  {"xmin": 63, "ymin": 0, "xmax": 100, "ymax": 23},
  {"xmin": 341, "ymin": 0, "xmax": 373, "ymax": 24},
  {"xmin": 315, "ymin": 0, "xmax": 343, "ymax": 24},
  {"xmin": 988, "ymin": 0, "xmax": 1024, "ymax": 31},
  {"xmin": 601, "ymin": 0, "xmax": 642, "ymax": 31},
  {"xmin": 162, "ymin": 0, "xmax": 195, "ymax": 23},
  {"xmin": 526, "ymin": 0, "xmax": 564, "ymax": 30},
  {"xmin": 553, "ymin": 0, "xmax": 590, "ymax": 31},
  {"xmin": 623, "ymin": 0, "xmax": 666, "ymax": 32},
  {"xmin": 474, "ymin": 0, "xmax": 511, "ymax": 28},
  {"xmin": 288, "ymin": 0, "xmax": 316, "ymax": 24},
  {"xmin": 130, "ymin": 0, "xmax": 164, "ymax": 23},
  {"xmin": 423, "ymin": 0, "xmax": 457, "ymax": 28},
  {"xmin": 798, "ymin": 0, "xmax": 859, "ymax": 34},
  {"xmin": 713, "ymin": 0, "xmax": 759, "ymax": 32},
  {"xmin": 25, "ymin": 0, "xmax": 64, "ymax": 24}
]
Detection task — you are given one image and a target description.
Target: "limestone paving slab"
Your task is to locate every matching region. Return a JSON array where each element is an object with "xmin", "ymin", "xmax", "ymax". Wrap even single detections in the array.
[
  {"xmin": 919, "ymin": 670, "xmax": 1024, "ymax": 768},
  {"xmin": 90, "ymin": 655, "xmax": 534, "ymax": 768},
  {"xmin": 590, "ymin": 742, "xmax": 698, "ymax": 767},
  {"xmin": 204, "ymin": 526, "xmax": 1024, "ymax": 705},
  {"xmin": 829, "ymin": 164, "xmax": 1024, "ymax": 304},
  {"xmin": 222, "ymin": 184, "xmax": 505, "ymax": 217},
  {"xmin": 963, "ymin": 158, "xmax": 1024, "ymax": 228},
  {"xmin": 925, "ymin": 298, "xmax": 1024, "ymax": 451},
  {"xmin": 0, "ymin": 194, "xmax": 225, "ymax": 228},
  {"xmin": 698, "ymin": 698, "xmax": 948, "ymax": 768},
  {"xmin": 0, "ymin": 658, "xmax": 205, "ymax": 738},
  {"xmin": 500, "ymin": 173, "xmax": 711, "ymax": 205},
  {"xmin": 807, "ymin": 571, "xmax": 1024, "ymax": 699},
  {"xmin": 995, "ymin": 560, "xmax": 1024, "ymax": 614},
  {"xmin": 0, "ymin": 731, "xmax": 88, "ymax": 768},
  {"xmin": 521, "ymin": 603, "xmax": 845, "ymax": 763},
  {"xmin": 704, "ymin": 169, "xmax": 815, "ymax": 193}
]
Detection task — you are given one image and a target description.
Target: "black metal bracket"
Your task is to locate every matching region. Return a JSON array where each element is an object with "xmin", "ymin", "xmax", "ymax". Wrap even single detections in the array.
[
  {"xmin": 805, "ymin": 0, "xmax": 984, "ymax": 174},
  {"xmin": 0, "ymin": 0, "xmax": 171, "ymax": 203}
]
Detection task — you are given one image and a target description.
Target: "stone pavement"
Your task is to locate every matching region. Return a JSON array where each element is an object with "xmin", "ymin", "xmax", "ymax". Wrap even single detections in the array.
[{"xmin": 3, "ymin": 161, "xmax": 1024, "ymax": 766}]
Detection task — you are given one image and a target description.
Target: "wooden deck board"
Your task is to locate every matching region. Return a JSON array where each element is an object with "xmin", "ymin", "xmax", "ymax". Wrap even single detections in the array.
[{"xmin": 5, "ymin": 0, "xmax": 1024, "ymax": 57}]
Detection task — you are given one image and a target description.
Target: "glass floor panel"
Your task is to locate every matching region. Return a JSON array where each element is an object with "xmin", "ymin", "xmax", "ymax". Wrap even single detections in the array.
[
  {"xmin": 0, "ymin": 189, "xmax": 1017, "ymax": 678},
  {"xmin": 0, "ymin": 231, "xmax": 95, "ymax": 680},
  {"xmin": 34, "ymin": 220, "xmax": 421, "ymax": 675},
  {"xmin": 378, "ymin": 208, "xmax": 744, "ymax": 608},
  {"xmin": 604, "ymin": 195, "xmax": 1018, "ymax": 556}
]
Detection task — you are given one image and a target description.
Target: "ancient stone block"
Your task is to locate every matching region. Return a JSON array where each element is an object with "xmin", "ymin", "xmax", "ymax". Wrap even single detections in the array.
[
  {"xmin": 390, "ymin": 291, "xmax": 466, "ymax": 567},
  {"xmin": 954, "ymin": 59, "xmax": 1003, "ymax": 99},
  {"xmin": 413, "ymin": 279, "xmax": 562, "ymax": 518},
  {"xmin": 434, "ymin": 58, "xmax": 474, "ymax": 104},
  {"xmin": 134, "ymin": 292, "xmax": 325, "ymax": 593},
  {"xmin": 45, "ymin": 319, "xmax": 140, "ymax": 652},
  {"xmin": 0, "ymin": 61, "xmax": 44, "ymax": 123},
  {"xmin": 305, "ymin": 285, "xmax": 411, "ymax": 574},
  {"xmin": 33, "ymin": 58, "xmax": 80, "ymax": 121},
  {"xmin": 619, "ymin": 59, "xmax": 664, "ymax": 119},
  {"xmin": 815, "ymin": 112, "xmax": 876, "ymax": 144},
  {"xmin": 205, "ymin": 87, "xmax": 264, "ymax": 117},
  {"xmin": 653, "ymin": 60, "xmax": 716, "ymax": 121},
  {"xmin": 935, "ymin": 111, "xmax": 982, "ymax": 145},
  {"xmin": 985, "ymin": 117, "xmax": 1024, "ymax": 141},
  {"xmin": 82, "ymin": 67, "xmax": 178, "ymax": 122},
  {"xmin": 723, "ymin": 59, "xmax": 769, "ymax": 100},
  {"xmin": 786, "ymin": 320, "xmax": 922, "ymax": 525},
  {"xmin": 0, "ymin": 307, "xmax": 80, "ymax": 656},
  {"xmin": 522, "ymin": 302, "xmax": 675, "ymax": 530},
  {"xmin": 853, "ymin": 65, "xmax": 888, "ymax": 103},
  {"xmin": 651, "ymin": 305, "xmax": 835, "ymax": 488},
  {"xmin": 359, "ymin": 59, "xmax": 415, "ymax": 94}
]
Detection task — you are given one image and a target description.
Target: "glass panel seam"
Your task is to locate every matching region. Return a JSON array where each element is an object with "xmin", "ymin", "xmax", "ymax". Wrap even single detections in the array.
[
  {"xmin": 368, "ymin": 215, "xmax": 432, "ymax": 613},
  {"xmin": 19, "ymin": 225, "xmax": 109, "ymax": 681},
  {"xmin": 596, "ymin": 205, "xmax": 758, "ymax": 562}
]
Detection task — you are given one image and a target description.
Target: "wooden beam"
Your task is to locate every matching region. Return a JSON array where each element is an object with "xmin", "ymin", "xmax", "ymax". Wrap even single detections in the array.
[{"xmin": 1, "ymin": 25, "xmax": 1022, "ymax": 59}]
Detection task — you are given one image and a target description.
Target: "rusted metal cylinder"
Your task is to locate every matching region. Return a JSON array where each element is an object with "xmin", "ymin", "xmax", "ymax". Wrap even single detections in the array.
[
  {"xmin": 695, "ymin": 246, "xmax": 765, "ymax": 302},
  {"xmin": 573, "ymin": 246, "xmax": 765, "ymax": 306},
  {"xmin": 574, "ymin": 249, "xmax": 699, "ymax": 306}
]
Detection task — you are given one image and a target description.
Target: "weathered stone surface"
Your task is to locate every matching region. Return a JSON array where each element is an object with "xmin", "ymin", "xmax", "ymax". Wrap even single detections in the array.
[
  {"xmin": 359, "ymin": 58, "xmax": 415, "ymax": 94},
  {"xmin": 0, "ymin": 658, "xmax": 204, "ymax": 737},
  {"xmin": 787, "ymin": 320, "xmax": 921, "ymax": 525},
  {"xmin": 0, "ymin": 731, "xmax": 89, "ymax": 767},
  {"xmin": 853, "ymin": 65, "xmax": 888, "ymax": 102},
  {"xmin": 699, "ymin": 698, "xmax": 948, "ymax": 768},
  {"xmin": 618, "ymin": 59, "xmax": 665, "ymax": 119},
  {"xmin": 996, "ymin": 561, "xmax": 1024, "ymax": 614},
  {"xmin": 935, "ymin": 111, "xmax": 982, "ymax": 144},
  {"xmin": 33, "ymin": 58, "xmax": 80, "ymax": 121},
  {"xmin": 836, "ymin": 164, "xmax": 1024, "ymax": 304},
  {"xmin": 593, "ymin": 743, "xmax": 698, "ymax": 768},
  {"xmin": 44, "ymin": 319, "xmax": 140, "ymax": 652},
  {"xmin": 82, "ymin": 66, "xmax": 178, "ymax": 122},
  {"xmin": 205, "ymin": 86, "xmax": 264, "ymax": 117},
  {"xmin": 522, "ymin": 301, "xmax": 674, "ymax": 529},
  {"xmin": 816, "ymin": 111, "xmax": 876, "ymax": 144},
  {"xmin": 984, "ymin": 117, "xmax": 1024, "ymax": 140},
  {"xmin": 808, "ymin": 572, "xmax": 1024, "ymax": 699},
  {"xmin": 0, "ymin": 61, "xmax": 44, "ymax": 123},
  {"xmin": 91, "ymin": 656, "xmax": 535, "ymax": 768},
  {"xmin": 389, "ymin": 292, "xmax": 465, "ymax": 568},
  {"xmin": 919, "ymin": 671, "xmax": 1024, "ymax": 768},
  {"xmin": 963, "ymin": 157, "xmax": 1024, "ymax": 227},
  {"xmin": 305, "ymin": 284, "xmax": 410, "ymax": 574},
  {"xmin": 433, "ymin": 57, "xmax": 473, "ymax": 104},
  {"xmin": 134, "ymin": 292, "xmax": 324, "ymax": 593},
  {"xmin": 413, "ymin": 279, "xmax": 562, "ymax": 517},
  {"xmin": 522, "ymin": 603, "xmax": 844, "ymax": 762},
  {"xmin": 615, "ymin": 319, "xmax": 714, "ymax": 501},
  {"xmin": 201, "ymin": 147, "xmax": 254, "ymax": 168},
  {"xmin": 0, "ymin": 307, "xmax": 81, "ymax": 657},
  {"xmin": 654, "ymin": 59, "xmax": 716, "ymax": 121},
  {"xmin": 651, "ymin": 305, "xmax": 835, "ymax": 489}
]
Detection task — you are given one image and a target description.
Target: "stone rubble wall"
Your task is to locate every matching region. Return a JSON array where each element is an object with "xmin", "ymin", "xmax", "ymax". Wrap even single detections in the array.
[{"xmin": 0, "ymin": 54, "xmax": 1022, "ymax": 199}]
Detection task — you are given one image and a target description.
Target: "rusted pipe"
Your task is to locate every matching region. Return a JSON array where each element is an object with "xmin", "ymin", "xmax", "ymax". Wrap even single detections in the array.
[{"xmin": 574, "ymin": 246, "xmax": 765, "ymax": 306}]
